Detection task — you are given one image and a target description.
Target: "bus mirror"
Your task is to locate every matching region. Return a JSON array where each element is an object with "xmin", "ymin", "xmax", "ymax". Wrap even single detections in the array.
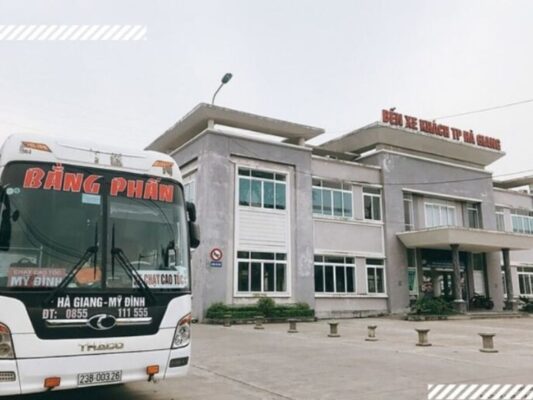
[
  {"xmin": 0, "ymin": 209, "xmax": 12, "ymax": 251},
  {"xmin": 189, "ymin": 222, "xmax": 200, "ymax": 249},
  {"xmin": 186, "ymin": 202, "xmax": 197, "ymax": 223}
]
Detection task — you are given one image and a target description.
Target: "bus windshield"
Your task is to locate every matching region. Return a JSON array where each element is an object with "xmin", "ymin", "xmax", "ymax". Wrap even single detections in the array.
[{"xmin": 0, "ymin": 162, "xmax": 189, "ymax": 291}]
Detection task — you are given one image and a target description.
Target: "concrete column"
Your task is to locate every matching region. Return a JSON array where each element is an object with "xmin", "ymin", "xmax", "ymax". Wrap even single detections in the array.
[
  {"xmin": 466, "ymin": 253, "xmax": 475, "ymax": 303},
  {"xmin": 451, "ymin": 244, "xmax": 466, "ymax": 312},
  {"xmin": 502, "ymin": 248, "xmax": 518, "ymax": 311},
  {"xmin": 485, "ymin": 252, "xmax": 504, "ymax": 311},
  {"xmin": 431, "ymin": 272, "xmax": 441, "ymax": 297},
  {"xmin": 415, "ymin": 248, "xmax": 424, "ymax": 297}
]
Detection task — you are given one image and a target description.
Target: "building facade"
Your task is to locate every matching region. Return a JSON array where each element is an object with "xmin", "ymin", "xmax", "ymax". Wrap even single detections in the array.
[{"xmin": 148, "ymin": 104, "xmax": 533, "ymax": 319}]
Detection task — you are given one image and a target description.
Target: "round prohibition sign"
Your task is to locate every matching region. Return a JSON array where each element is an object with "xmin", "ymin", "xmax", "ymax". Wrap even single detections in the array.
[{"xmin": 210, "ymin": 248, "xmax": 223, "ymax": 261}]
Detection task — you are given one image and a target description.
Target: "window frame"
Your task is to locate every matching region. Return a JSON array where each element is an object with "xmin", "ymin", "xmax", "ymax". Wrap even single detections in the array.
[
  {"xmin": 511, "ymin": 209, "xmax": 533, "ymax": 235},
  {"xmin": 238, "ymin": 167, "xmax": 287, "ymax": 211},
  {"xmin": 314, "ymin": 255, "xmax": 356, "ymax": 295},
  {"xmin": 495, "ymin": 207, "xmax": 505, "ymax": 232},
  {"xmin": 466, "ymin": 202, "xmax": 481, "ymax": 229},
  {"xmin": 403, "ymin": 193, "xmax": 414, "ymax": 231},
  {"xmin": 424, "ymin": 202, "xmax": 457, "ymax": 228},
  {"xmin": 363, "ymin": 187, "xmax": 382, "ymax": 222},
  {"xmin": 235, "ymin": 251, "xmax": 289, "ymax": 296},
  {"xmin": 312, "ymin": 179, "xmax": 353, "ymax": 219},
  {"xmin": 518, "ymin": 266, "xmax": 533, "ymax": 296},
  {"xmin": 365, "ymin": 258, "xmax": 386, "ymax": 295}
]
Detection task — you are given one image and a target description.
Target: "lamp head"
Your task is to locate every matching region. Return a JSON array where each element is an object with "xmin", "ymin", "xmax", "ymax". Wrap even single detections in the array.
[{"xmin": 221, "ymin": 73, "xmax": 233, "ymax": 84}]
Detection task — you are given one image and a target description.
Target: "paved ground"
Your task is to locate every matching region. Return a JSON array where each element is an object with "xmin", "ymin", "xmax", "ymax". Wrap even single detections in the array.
[{"xmin": 15, "ymin": 317, "xmax": 533, "ymax": 400}]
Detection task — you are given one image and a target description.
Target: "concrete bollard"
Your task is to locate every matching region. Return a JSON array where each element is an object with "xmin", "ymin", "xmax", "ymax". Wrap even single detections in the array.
[
  {"xmin": 415, "ymin": 328, "xmax": 431, "ymax": 347},
  {"xmin": 479, "ymin": 333, "xmax": 498, "ymax": 353},
  {"xmin": 223, "ymin": 313, "xmax": 231, "ymax": 327},
  {"xmin": 365, "ymin": 325, "xmax": 378, "ymax": 342},
  {"xmin": 254, "ymin": 315, "xmax": 264, "ymax": 330},
  {"xmin": 287, "ymin": 319, "xmax": 298, "ymax": 333},
  {"xmin": 328, "ymin": 321, "xmax": 340, "ymax": 338}
]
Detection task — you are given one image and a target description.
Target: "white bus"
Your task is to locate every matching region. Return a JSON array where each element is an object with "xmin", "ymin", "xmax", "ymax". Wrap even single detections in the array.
[{"xmin": 0, "ymin": 134, "xmax": 199, "ymax": 396}]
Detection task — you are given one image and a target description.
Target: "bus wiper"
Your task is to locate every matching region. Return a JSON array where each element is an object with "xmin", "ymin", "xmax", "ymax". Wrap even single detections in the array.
[
  {"xmin": 111, "ymin": 224, "xmax": 156, "ymax": 305},
  {"xmin": 44, "ymin": 223, "xmax": 99, "ymax": 306},
  {"xmin": 44, "ymin": 244, "xmax": 98, "ymax": 306}
]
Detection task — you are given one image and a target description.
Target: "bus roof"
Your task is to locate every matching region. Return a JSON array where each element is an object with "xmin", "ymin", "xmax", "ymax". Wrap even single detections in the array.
[{"xmin": 0, "ymin": 134, "xmax": 182, "ymax": 183}]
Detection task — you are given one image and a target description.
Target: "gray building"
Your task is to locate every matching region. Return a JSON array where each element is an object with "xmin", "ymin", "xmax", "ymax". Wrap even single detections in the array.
[{"xmin": 148, "ymin": 104, "xmax": 533, "ymax": 319}]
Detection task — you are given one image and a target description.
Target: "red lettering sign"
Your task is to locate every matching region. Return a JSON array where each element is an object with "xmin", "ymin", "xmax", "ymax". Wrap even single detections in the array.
[
  {"xmin": 23, "ymin": 167, "xmax": 45, "ymax": 189},
  {"xmin": 110, "ymin": 177, "xmax": 127, "ymax": 196},
  {"xmin": 381, "ymin": 109, "xmax": 502, "ymax": 150},
  {"xmin": 21, "ymin": 167, "xmax": 175, "ymax": 203}
]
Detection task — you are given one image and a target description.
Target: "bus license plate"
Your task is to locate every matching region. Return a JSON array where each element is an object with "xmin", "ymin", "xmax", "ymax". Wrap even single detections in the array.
[{"xmin": 78, "ymin": 370, "xmax": 122, "ymax": 386}]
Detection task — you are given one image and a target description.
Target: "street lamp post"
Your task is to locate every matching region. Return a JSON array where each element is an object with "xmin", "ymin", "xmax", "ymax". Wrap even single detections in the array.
[{"xmin": 211, "ymin": 73, "xmax": 233, "ymax": 105}]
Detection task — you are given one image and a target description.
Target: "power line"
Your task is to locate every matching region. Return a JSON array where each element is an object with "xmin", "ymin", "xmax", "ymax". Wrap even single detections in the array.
[{"xmin": 433, "ymin": 98, "xmax": 533, "ymax": 121}]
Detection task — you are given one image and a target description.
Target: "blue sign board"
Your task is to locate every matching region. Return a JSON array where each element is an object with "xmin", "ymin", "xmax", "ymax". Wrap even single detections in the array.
[{"xmin": 210, "ymin": 261, "xmax": 222, "ymax": 268}]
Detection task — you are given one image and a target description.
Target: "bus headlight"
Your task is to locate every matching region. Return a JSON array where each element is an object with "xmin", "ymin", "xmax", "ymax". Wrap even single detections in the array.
[
  {"xmin": 0, "ymin": 323, "xmax": 15, "ymax": 359},
  {"xmin": 172, "ymin": 313, "xmax": 192, "ymax": 349}
]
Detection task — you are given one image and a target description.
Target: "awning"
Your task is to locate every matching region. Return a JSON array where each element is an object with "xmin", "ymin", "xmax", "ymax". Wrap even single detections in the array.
[{"xmin": 397, "ymin": 227, "xmax": 533, "ymax": 252}]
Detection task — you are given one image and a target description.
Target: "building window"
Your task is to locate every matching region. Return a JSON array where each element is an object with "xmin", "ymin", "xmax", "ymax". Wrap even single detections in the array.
[
  {"xmin": 496, "ymin": 207, "xmax": 505, "ymax": 232},
  {"xmin": 314, "ymin": 255, "xmax": 356, "ymax": 293},
  {"xmin": 403, "ymin": 193, "xmax": 414, "ymax": 231},
  {"xmin": 511, "ymin": 209, "xmax": 533, "ymax": 234},
  {"xmin": 183, "ymin": 180, "xmax": 195, "ymax": 203},
  {"xmin": 312, "ymin": 179, "xmax": 352, "ymax": 218},
  {"xmin": 363, "ymin": 187, "xmax": 382, "ymax": 221},
  {"xmin": 466, "ymin": 203, "xmax": 481, "ymax": 229},
  {"xmin": 238, "ymin": 168, "xmax": 286, "ymax": 210},
  {"xmin": 366, "ymin": 259, "xmax": 385, "ymax": 294},
  {"xmin": 424, "ymin": 202, "xmax": 456, "ymax": 227},
  {"xmin": 518, "ymin": 267, "xmax": 533, "ymax": 295},
  {"xmin": 237, "ymin": 251, "xmax": 287, "ymax": 293}
]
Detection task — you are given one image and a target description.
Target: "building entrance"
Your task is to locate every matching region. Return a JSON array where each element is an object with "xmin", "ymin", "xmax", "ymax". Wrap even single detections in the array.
[{"xmin": 418, "ymin": 249, "xmax": 489, "ymax": 310}]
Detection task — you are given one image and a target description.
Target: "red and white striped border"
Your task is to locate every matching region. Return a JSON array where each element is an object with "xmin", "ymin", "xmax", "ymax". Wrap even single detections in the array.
[
  {"xmin": 428, "ymin": 384, "xmax": 533, "ymax": 399},
  {"xmin": 0, "ymin": 25, "xmax": 147, "ymax": 41}
]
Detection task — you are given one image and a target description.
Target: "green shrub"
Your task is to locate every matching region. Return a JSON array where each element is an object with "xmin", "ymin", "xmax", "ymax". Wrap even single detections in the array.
[
  {"xmin": 205, "ymin": 300, "xmax": 314, "ymax": 321},
  {"xmin": 412, "ymin": 297, "xmax": 454, "ymax": 315},
  {"xmin": 206, "ymin": 302, "xmax": 226, "ymax": 314},
  {"xmin": 257, "ymin": 297, "xmax": 276, "ymax": 317}
]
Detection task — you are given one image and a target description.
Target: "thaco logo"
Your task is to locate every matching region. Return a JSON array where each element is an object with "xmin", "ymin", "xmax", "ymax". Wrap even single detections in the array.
[
  {"xmin": 79, "ymin": 342, "xmax": 125, "ymax": 352},
  {"xmin": 86, "ymin": 314, "xmax": 117, "ymax": 331}
]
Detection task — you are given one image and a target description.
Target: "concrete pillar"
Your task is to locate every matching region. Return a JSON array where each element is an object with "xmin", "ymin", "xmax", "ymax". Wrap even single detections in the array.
[
  {"xmin": 502, "ymin": 248, "xmax": 518, "ymax": 311},
  {"xmin": 485, "ymin": 252, "xmax": 504, "ymax": 311},
  {"xmin": 431, "ymin": 272, "xmax": 441, "ymax": 297},
  {"xmin": 451, "ymin": 244, "xmax": 466, "ymax": 312},
  {"xmin": 415, "ymin": 248, "xmax": 424, "ymax": 297},
  {"xmin": 465, "ymin": 253, "xmax": 475, "ymax": 303}
]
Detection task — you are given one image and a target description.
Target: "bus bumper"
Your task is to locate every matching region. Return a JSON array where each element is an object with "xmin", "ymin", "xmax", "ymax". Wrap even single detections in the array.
[{"xmin": 1, "ymin": 347, "xmax": 190, "ymax": 396}]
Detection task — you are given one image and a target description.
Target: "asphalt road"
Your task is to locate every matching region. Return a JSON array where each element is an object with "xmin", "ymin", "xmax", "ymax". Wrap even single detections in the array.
[{"xmin": 10, "ymin": 316, "xmax": 533, "ymax": 400}]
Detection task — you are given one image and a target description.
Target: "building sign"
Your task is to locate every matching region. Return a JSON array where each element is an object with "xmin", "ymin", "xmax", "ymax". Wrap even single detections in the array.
[
  {"xmin": 209, "ymin": 248, "xmax": 223, "ymax": 268},
  {"xmin": 381, "ymin": 109, "xmax": 501, "ymax": 151},
  {"xmin": 210, "ymin": 248, "xmax": 223, "ymax": 261}
]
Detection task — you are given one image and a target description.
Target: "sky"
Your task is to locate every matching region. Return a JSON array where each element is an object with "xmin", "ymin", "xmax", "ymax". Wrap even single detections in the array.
[{"xmin": 0, "ymin": 0, "xmax": 532, "ymax": 178}]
